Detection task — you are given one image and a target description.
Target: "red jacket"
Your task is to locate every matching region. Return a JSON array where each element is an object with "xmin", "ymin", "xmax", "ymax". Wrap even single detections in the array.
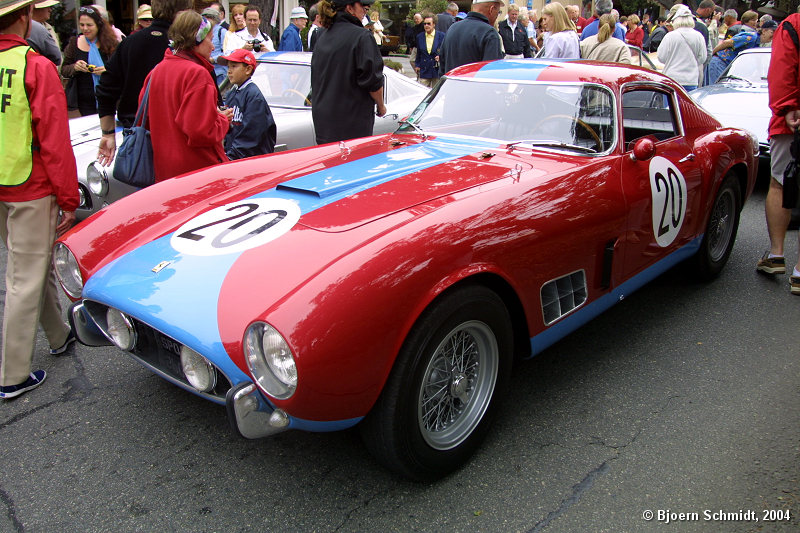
[
  {"xmin": 626, "ymin": 26, "xmax": 644, "ymax": 49},
  {"xmin": 142, "ymin": 49, "xmax": 229, "ymax": 182},
  {"xmin": 0, "ymin": 35, "xmax": 79, "ymax": 211},
  {"xmin": 768, "ymin": 14, "xmax": 800, "ymax": 138}
]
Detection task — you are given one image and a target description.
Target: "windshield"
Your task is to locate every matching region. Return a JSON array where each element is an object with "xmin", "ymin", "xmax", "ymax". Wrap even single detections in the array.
[
  {"xmin": 398, "ymin": 78, "xmax": 616, "ymax": 153},
  {"xmin": 724, "ymin": 52, "xmax": 769, "ymax": 84},
  {"xmin": 250, "ymin": 62, "xmax": 311, "ymax": 108}
]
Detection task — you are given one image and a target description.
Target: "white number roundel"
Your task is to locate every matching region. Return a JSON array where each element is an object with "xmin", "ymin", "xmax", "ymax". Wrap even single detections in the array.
[
  {"xmin": 170, "ymin": 198, "xmax": 301, "ymax": 256},
  {"xmin": 649, "ymin": 156, "xmax": 687, "ymax": 248}
]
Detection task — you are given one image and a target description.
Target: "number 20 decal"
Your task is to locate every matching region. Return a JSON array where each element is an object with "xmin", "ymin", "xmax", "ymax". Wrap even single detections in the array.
[
  {"xmin": 170, "ymin": 198, "xmax": 301, "ymax": 256},
  {"xmin": 649, "ymin": 156, "xmax": 687, "ymax": 248}
]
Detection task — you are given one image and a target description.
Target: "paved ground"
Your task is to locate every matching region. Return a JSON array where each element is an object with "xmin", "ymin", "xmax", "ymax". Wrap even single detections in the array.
[{"xmin": 0, "ymin": 173, "xmax": 798, "ymax": 532}]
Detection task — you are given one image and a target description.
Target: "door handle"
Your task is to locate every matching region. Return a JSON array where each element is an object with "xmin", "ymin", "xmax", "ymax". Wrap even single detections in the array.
[{"xmin": 679, "ymin": 153, "xmax": 695, "ymax": 163}]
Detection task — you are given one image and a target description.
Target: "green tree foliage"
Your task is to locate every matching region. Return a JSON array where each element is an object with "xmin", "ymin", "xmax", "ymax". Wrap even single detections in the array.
[{"xmin": 417, "ymin": 0, "xmax": 448, "ymax": 18}]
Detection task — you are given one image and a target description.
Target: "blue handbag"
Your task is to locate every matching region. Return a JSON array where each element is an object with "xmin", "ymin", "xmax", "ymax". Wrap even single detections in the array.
[{"xmin": 113, "ymin": 79, "xmax": 155, "ymax": 188}]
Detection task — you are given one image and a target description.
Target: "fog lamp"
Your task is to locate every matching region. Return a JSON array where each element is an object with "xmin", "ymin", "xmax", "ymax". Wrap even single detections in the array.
[
  {"xmin": 106, "ymin": 308, "xmax": 136, "ymax": 351},
  {"xmin": 180, "ymin": 346, "xmax": 216, "ymax": 392}
]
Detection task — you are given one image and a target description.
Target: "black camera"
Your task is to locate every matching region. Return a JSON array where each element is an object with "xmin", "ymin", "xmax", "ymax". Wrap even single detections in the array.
[{"xmin": 249, "ymin": 39, "xmax": 262, "ymax": 48}]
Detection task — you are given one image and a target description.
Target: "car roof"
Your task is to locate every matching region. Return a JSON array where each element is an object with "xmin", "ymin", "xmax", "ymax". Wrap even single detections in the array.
[
  {"xmin": 446, "ymin": 58, "xmax": 672, "ymax": 88},
  {"xmin": 255, "ymin": 51, "xmax": 312, "ymax": 65},
  {"xmin": 736, "ymin": 48, "xmax": 771, "ymax": 56}
]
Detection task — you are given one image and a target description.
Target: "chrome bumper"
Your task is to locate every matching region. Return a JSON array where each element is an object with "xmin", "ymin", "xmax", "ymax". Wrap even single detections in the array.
[
  {"xmin": 68, "ymin": 301, "xmax": 112, "ymax": 346},
  {"xmin": 226, "ymin": 382, "xmax": 290, "ymax": 439}
]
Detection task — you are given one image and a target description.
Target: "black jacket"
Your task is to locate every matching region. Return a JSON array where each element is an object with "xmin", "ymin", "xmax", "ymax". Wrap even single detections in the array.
[
  {"xmin": 96, "ymin": 19, "xmax": 171, "ymax": 127},
  {"xmin": 498, "ymin": 19, "xmax": 532, "ymax": 57},
  {"xmin": 439, "ymin": 12, "xmax": 503, "ymax": 75},
  {"xmin": 311, "ymin": 12, "xmax": 384, "ymax": 144}
]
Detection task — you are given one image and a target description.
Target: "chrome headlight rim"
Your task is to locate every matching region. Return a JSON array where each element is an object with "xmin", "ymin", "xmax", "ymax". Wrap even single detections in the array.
[
  {"xmin": 180, "ymin": 345, "xmax": 217, "ymax": 393},
  {"xmin": 105, "ymin": 307, "xmax": 137, "ymax": 351},
  {"xmin": 244, "ymin": 322, "xmax": 297, "ymax": 400},
  {"xmin": 52, "ymin": 242, "xmax": 83, "ymax": 299},
  {"xmin": 86, "ymin": 161, "xmax": 109, "ymax": 197}
]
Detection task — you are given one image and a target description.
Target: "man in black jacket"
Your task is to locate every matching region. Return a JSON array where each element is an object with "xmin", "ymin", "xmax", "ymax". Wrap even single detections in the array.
[
  {"xmin": 96, "ymin": 0, "xmax": 191, "ymax": 167},
  {"xmin": 439, "ymin": 0, "xmax": 504, "ymax": 75},
  {"xmin": 498, "ymin": 4, "xmax": 531, "ymax": 58},
  {"xmin": 311, "ymin": 0, "xmax": 385, "ymax": 144}
]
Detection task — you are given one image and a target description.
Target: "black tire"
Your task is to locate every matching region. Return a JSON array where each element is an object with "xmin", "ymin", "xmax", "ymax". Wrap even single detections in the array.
[
  {"xmin": 693, "ymin": 175, "xmax": 742, "ymax": 280},
  {"xmin": 360, "ymin": 285, "xmax": 513, "ymax": 481}
]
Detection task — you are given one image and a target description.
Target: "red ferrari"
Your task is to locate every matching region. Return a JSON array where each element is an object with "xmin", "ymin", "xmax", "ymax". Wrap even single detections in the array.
[{"xmin": 54, "ymin": 59, "xmax": 758, "ymax": 480}]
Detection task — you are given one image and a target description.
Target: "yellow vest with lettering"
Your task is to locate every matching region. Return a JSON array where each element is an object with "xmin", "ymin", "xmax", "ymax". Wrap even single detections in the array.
[{"xmin": 0, "ymin": 45, "xmax": 33, "ymax": 186}]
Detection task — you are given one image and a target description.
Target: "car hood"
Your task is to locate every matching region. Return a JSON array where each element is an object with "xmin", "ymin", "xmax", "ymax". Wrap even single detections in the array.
[
  {"xmin": 64, "ymin": 133, "xmax": 555, "ymax": 364},
  {"xmin": 689, "ymin": 84, "xmax": 769, "ymax": 144}
]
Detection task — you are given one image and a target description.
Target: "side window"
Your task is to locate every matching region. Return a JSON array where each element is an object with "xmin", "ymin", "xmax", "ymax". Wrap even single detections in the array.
[{"xmin": 621, "ymin": 89, "xmax": 679, "ymax": 150}]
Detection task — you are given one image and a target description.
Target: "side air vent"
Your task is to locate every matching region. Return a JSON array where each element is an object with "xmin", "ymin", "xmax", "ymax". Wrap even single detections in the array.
[{"xmin": 541, "ymin": 270, "xmax": 588, "ymax": 325}]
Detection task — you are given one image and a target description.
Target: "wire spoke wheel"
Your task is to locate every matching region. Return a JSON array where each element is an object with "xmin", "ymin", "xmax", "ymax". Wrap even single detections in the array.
[
  {"xmin": 707, "ymin": 186, "xmax": 736, "ymax": 262},
  {"xmin": 417, "ymin": 320, "xmax": 498, "ymax": 450}
]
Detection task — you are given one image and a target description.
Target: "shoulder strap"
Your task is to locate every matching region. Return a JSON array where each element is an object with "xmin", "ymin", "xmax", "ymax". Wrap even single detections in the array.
[
  {"xmin": 134, "ymin": 77, "xmax": 152, "ymax": 129},
  {"xmin": 781, "ymin": 19, "xmax": 800, "ymax": 50}
]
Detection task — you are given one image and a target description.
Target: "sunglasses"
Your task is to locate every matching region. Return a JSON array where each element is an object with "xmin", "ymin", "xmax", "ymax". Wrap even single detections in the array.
[
  {"xmin": 79, "ymin": 7, "xmax": 95, "ymax": 15},
  {"xmin": 423, "ymin": 22, "xmax": 433, "ymax": 25}
]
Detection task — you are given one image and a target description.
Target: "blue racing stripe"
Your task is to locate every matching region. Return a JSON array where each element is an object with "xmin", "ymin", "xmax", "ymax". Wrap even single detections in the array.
[
  {"xmin": 528, "ymin": 236, "xmax": 703, "ymax": 357},
  {"xmin": 83, "ymin": 136, "xmax": 495, "ymax": 385},
  {"xmin": 472, "ymin": 59, "xmax": 553, "ymax": 81}
]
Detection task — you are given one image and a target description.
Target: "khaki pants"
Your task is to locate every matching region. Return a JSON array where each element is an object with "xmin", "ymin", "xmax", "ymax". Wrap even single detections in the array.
[{"xmin": 0, "ymin": 196, "xmax": 69, "ymax": 386}]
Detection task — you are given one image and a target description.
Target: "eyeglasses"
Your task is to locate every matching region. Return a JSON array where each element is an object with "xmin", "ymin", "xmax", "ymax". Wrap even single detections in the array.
[
  {"xmin": 423, "ymin": 22, "xmax": 433, "ymax": 25},
  {"xmin": 79, "ymin": 7, "xmax": 95, "ymax": 15}
]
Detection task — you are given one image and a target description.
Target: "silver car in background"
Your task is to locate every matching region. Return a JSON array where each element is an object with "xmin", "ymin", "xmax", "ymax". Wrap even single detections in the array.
[
  {"xmin": 689, "ymin": 48, "xmax": 771, "ymax": 162},
  {"xmin": 72, "ymin": 51, "xmax": 428, "ymax": 220}
]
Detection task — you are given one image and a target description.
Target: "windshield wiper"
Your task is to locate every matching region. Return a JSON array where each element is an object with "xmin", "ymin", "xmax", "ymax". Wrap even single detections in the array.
[
  {"xmin": 507, "ymin": 139, "xmax": 598, "ymax": 154},
  {"xmin": 398, "ymin": 118, "xmax": 428, "ymax": 140},
  {"xmin": 720, "ymin": 75, "xmax": 754, "ymax": 86}
]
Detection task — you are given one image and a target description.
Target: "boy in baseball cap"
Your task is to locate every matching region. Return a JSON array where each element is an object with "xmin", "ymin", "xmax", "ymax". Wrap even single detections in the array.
[{"xmin": 218, "ymin": 49, "xmax": 276, "ymax": 159}]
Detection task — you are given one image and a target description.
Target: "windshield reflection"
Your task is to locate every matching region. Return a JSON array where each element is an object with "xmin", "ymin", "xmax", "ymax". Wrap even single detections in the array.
[
  {"xmin": 250, "ymin": 62, "xmax": 312, "ymax": 108},
  {"xmin": 398, "ymin": 78, "xmax": 616, "ymax": 153}
]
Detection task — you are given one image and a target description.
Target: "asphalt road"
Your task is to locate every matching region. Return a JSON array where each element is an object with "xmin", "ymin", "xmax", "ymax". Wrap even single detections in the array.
[{"xmin": 0, "ymin": 177, "xmax": 798, "ymax": 532}]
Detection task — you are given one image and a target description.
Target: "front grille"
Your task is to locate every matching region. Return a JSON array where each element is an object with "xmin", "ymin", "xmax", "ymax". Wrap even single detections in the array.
[
  {"xmin": 82, "ymin": 300, "xmax": 231, "ymax": 400},
  {"xmin": 129, "ymin": 318, "xmax": 232, "ymax": 400}
]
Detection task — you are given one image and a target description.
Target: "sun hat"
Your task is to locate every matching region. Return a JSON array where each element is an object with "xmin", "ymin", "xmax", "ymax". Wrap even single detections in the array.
[
  {"xmin": 290, "ymin": 6, "xmax": 307, "ymax": 19},
  {"xmin": 33, "ymin": 0, "xmax": 58, "ymax": 8},
  {"xmin": 472, "ymin": 0, "xmax": 503, "ymax": 4},
  {"xmin": 219, "ymin": 48, "xmax": 258, "ymax": 69},
  {"xmin": 666, "ymin": 4, "xmax": 692, "ymax": 22},
  {"xmin": 0, "ymin": 0, "xmax": 34, "ymax": 17},
  {"xmin": 137, "ymin": 4, "xmax": 153, "ymax": 20}
]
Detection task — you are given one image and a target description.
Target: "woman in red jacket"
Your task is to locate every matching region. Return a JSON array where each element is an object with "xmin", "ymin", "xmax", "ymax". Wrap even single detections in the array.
[
  {"xmin": 142, "ymin": 9, "xmax": 231, "ymax": 182},
  {"xmin": 625, "ymin": 14, "xmax": 644, "ymax": 49}
]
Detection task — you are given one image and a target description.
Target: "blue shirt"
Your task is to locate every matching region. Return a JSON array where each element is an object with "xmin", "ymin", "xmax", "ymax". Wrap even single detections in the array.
[
  {"xmin": 580, "ymin": 19, "xmax": 626, "ymax": 42},
  {"xmin": 278, "ymin": 23, "xmax": 303, "ymax": 52}
]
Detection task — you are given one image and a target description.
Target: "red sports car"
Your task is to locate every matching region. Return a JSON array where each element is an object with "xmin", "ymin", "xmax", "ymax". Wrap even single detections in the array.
[{"xmin": 54, "ymin": 59, "xmax": 758, "ymax": 480}]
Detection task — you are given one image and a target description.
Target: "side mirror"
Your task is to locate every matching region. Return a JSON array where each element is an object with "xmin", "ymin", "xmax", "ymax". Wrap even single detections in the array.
[{"xmin": 630, "ymin": 137, "xmax": 656, "ymax": 161}]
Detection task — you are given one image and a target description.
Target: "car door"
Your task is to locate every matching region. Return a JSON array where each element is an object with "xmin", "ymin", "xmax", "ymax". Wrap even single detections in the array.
[{"xmin": 618, "ymin": 84, "xmax": 704, "ymax": 279}]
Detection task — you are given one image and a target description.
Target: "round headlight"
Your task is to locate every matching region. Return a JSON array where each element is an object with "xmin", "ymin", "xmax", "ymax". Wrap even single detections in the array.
[
  {"xmin": 244, "ymin": 322, "xmax": 296, "ymax": 399},
  {"xmin": 52, "ymin": 243, "xmax": 83, "ymax": 299},
  {"xmin": 105, "ymin": 308, "xmax": 136, "ymax": 351},
  {"xmin": 86, "ymin": 162, "xmax": 108, "ymax": 197},
  {"xmin": 180, "ymin": 345, "xmax": 216, "ymax": 392}
]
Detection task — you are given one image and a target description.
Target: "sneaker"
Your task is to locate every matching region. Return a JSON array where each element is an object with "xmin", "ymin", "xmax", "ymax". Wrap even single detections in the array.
[
  {"xmin": 0, "ymin": 370, "xmax": 46, "ymax": 399},
  {"xmin": 756, "ymin": 252, "xmax": 786, "ymax": 275},
  {"xmin": 49, "ymin": 330, "xmax": 76, "ymax": 356},
  {"xmin": 791, "ymin": 276, "xmax": 800, "ymax": 295}
]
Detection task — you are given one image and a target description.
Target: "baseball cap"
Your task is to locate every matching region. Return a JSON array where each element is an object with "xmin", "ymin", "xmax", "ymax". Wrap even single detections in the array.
[
  {"xmin": 666, "ymin": 4, "xmax": 692, "ymax": 22},
  {"xmin": 456, "ymin": 11, "xmax": 467, "ymax": 19},
  {"xmin": 219, "ymin": 49, "xmax": 258, "ymax": 69},
  {"xmin": 290, "ymin": 6, "xmax": 307, "ymax": 19},
  {"xmin": 200, "ymin": 6, "xmax": 220, "ymax": 21},
  {"xmin": 761, "ymin": 19, "xmax": 778, "ymax": 30},
  {"xmin": 34, "ymin": 0, "xmax": 59, "ymax": 8},
  {"xmin": 137, "ymin": 4, "xmax": 153, "ymax": 20}
]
